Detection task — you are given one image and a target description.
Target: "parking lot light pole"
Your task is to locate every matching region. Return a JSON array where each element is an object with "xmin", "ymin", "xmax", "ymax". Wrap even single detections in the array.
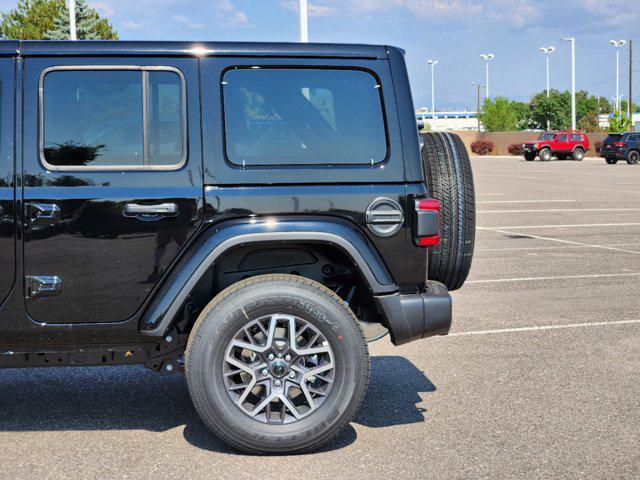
[
  {"xmin": 561, "ymin": 38, "xmax": 576, "ymax": 130},
  {"xmin": 609, "ymin": 40, "xmax": 626, "ymax": 114},
  {"xmin": 539, "ymin": 46, "xmax": 555, "ymax": 130},
  {"xmin": 299, "ymin": 0, "xmax": 308, "ymax": 42},
  {"xmin": 480, "ymin": 54, "xmax": 494, "ymax": 100},
  {"xmin": 69, "ymin": 0, "xmax": 76, "ymax": 40},
  {"xmin": 427, "ymin": 60, "xmax": 438, "ymax": 119}
]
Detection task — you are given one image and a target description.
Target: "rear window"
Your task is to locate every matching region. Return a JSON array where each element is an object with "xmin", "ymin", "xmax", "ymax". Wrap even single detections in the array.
[
  {"xmin": 222, "ymin": 67, "xmax": 388, "ymax": 166},
  {"xmin": 604, "ymin": 134, "xmax": 623, "ymax": 143}
]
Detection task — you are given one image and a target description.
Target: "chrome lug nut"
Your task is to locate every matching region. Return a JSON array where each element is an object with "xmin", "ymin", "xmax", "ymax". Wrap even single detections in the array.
[
  {"xmin": 274, "ymin": 379, "xmax": 282, "ymax": 387},
  {"xmin": 284, "ymin": 354, "xmax": 292, "ymax": 361},
  {"xmin": 289, "ymin": 371, "xmax": 296, "ymax": 379},
  {"xmin": 267, "ymin": 353, "xmax": 275, "ymax": 361},
  {"xmin": 261, "ymin": 368, "xmax": 269, "ymax": 376}
]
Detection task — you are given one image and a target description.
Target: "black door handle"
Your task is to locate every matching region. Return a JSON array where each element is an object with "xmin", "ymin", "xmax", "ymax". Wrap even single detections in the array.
[{"xmin": 123, "ymin": 203, "xmax": 179, "ymax": 219}]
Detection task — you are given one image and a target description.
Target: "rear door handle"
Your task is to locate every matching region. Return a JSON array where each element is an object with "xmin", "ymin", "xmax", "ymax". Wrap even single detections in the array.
[{"xmin": 123, "ymin": 203, "xmax": 179, "ymax": 219}]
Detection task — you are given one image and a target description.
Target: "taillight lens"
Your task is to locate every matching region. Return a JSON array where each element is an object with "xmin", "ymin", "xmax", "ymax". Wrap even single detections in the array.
[
  {"xmin": 614, "ymin": 141, "xmax": 626, "ymax": 147},
  {"xmin": 415, "ymin": 198, "xmax": 441, "ymax": 247}
]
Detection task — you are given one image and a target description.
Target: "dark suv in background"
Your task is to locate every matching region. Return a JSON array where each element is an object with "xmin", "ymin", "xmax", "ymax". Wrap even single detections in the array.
[
  {"xmin": 600, "ymin": 132, "xmax": 640, "ymax": 164},
  {"xmin": 0, "ymin": 40, "xmax": 475, "ymax": 454}
]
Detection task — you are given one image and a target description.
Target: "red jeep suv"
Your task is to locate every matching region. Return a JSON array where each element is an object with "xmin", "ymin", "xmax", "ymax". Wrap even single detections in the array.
[{"xmin": 522, "ymin": 131, "xmax": 589, "ymax": 161}]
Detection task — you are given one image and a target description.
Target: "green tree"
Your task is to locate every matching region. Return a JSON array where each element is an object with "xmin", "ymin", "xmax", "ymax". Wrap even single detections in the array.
[
  {"xmin": 44, "ymin": 0, "xmax": 117, "ymax": 39},
  {"xmin": 530, "ymin": 89, "xmax": 611, "ymax": 131},
  {"xmin": 577, "ymin": 111, "xmax": 601, "ymax": 132},
  {"xmin": 478, "ymin": 96, "xmax": 526, "ymax": 132},
  {"xmin": 609, "ymin": 114, "xmax": 633, "ymax": 132},
  {"xmin": 0, "ymin": 0, "xmax": 64, "ymax": 39}
]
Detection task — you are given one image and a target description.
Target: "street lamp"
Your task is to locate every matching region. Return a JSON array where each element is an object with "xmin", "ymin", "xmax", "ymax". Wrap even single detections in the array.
[
  {"xmin": 299, "ymin": 0, "xmax": 308, "ymax": 42},
  {"xmin": 609, "ymin": 39, "xmax": 626, "ymax": 114},
  {"xmin": 561, "ymin": 37, "xmax": 576, "ymax": 130},
  {"xmin": 480, "ymin": 54, "xmax": 494, "ymax": 100},
  {"xmin": 539, "ymin": 46, "xmax": 555, "ymax": 130},
  {"xmin": 471, "ymin": 81, "xmax": 485, "ymax": 132},
  {"xmin": 427, "ymin": 60, "xmax": 438, "ymax": 119}
]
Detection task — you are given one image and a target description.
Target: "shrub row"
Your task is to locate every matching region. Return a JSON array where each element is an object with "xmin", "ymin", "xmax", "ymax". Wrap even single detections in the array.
[{"xmin": 470, "ymin": 140, "xmax": 494, "ymax": 155}]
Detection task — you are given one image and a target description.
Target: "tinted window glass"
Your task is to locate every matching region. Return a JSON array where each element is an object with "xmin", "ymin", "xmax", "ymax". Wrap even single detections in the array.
[
  {"xmin": 223, "ymin": 68, "xmax": 387, "ymax": 166},
  {"xmin": 604, "ymin": 134, "xmax": 622, "ymax": 143},
  {"xmin": 628, "ymin": 135, "xmax": 639, "ymax": 143},
  {"xmin": 148, "ymin": 71, "xmax": 184, "ymax": 165},
  {"xmin": 539, "ymin": 133, "xmax": 555, "ymax": 140},
  {"xmin": 557, "ymin": 135, "xmax": 568, "ymax": 141},
  {"xmin": 44, "ymin": 70, "xmax": 143, "ymax": 167},
  {"xmin": 42, "ymin": 69, "xmax": 185, "ymax": 169},
  {"xmin": 571, "ymin": 134, "xmax": 582, "ymax": 141}
]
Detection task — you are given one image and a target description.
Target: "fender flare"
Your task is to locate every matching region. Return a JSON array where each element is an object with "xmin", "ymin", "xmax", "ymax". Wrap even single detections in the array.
[{"xmin": 140, "ymin": 217, "xmax": 397, "ymax": 336}]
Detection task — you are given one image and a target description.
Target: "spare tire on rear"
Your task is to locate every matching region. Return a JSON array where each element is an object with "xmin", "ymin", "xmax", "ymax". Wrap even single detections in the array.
[{"xmin": 420, "ymin": 132, "xmax": 475, "ymax": 291}]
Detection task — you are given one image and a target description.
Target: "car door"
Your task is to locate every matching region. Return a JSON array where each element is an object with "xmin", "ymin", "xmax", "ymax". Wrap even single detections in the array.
[
  {"xmin": 22, "ymin": 56, "xmax": 203, "ymax": 324},
  {"xmin": 554, "ymin": 134, "xmax": 569, "ymax": 152},
  {"xmin": 0, "ymin": 57, "xmax": 15, "ymax": 307}
]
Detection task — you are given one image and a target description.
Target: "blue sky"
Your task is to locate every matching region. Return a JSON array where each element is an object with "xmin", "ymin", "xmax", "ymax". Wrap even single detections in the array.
[{"xmin": 2, "ymin": 0, "xmax": 639, "ymax": 109}]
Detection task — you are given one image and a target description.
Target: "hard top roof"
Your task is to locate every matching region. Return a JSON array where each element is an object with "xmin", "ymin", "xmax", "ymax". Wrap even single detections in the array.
[{"xmin": 0, "ymin": 40, "xmax": 392, "ymax": 59}]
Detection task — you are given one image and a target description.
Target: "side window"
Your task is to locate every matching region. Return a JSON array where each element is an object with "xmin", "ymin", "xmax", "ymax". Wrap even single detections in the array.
[
  {"xmin": 41, "ymin": 67, "xmax": 185, "ymax": 170},
  {"xmin": 557, "ymin": 135, "xmax": 568, "ymax": 142},
  {"xmin": 629, "ymin": 135, "xmax": 639, "ymax": 143},
  {"xmin": 571, "ymin": 134, "xmax": 582, "ymax": 142},
  {"xmin": 222, "ymin": 67, "xmax": 388, "ymax": 166}
]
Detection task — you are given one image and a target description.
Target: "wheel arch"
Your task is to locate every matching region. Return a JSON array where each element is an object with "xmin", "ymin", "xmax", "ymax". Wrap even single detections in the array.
[{"xmin": 139, "ymin": 217, "xmax": 397, "ymax": 337}]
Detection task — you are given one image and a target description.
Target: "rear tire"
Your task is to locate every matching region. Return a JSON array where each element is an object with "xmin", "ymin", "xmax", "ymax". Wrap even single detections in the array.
[
  {"xmin": 572, "ymin": 148, "xmax": 584, "ymax": 161},
  {"xmin": 421, "ymin": 133, "xmax": 475, "ymax": 291},
  {"xmin": 627, "ymin": 150, "xmax": 639, "ymax": 165},
  {"xmin": 539, "ymin": 148, "xmax": 552, "ymax": 161},
  {"xmin": 185, "ymin": 274, "xmax": 369, "ymax": 454}
]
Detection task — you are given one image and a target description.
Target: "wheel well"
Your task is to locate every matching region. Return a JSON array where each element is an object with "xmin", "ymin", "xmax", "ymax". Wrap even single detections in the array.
[{"xmin": 171, "ymin": 242, "xmax": 381, "ymax": 335}]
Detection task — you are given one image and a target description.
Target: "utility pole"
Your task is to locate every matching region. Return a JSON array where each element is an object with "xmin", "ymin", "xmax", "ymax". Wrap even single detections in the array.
[
  {"xmin": 69, "ymin": 0, "xmax": 77, "ymax": 40},
  {"xmin": 299, "ymin": 0, "xmax": 308, "ymax": 43},
  {"xmin": 629, "ymin": 40, "xmax": 633, "ymax": 118},
  {"xmin": 480, "ymin": 54, "xmax": 494, "ymax": 100},
  {"xmin": 561, "ymin": 37, "xmax": 576, "ymax": 130},
  {"xmin": 427, "ymin": 60, "xmax": 438, "ymax": 119},
  {"xmin": 471, "ymin": 82, "xmax": 484, "ymax": 132}
]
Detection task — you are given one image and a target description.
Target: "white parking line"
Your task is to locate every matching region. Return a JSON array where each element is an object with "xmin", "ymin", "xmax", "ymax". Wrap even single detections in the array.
[
  {"xmin": 477, "ymin": 199, "xmax": 575, "ymax": 204},
  {"xmin": 480, "ymin": 223, "xmax": 640, "ymax": 229},
  {"xmin": 447, "ymin": 319, "xmax": 640, "ymax": 337},
  {"xmin": 467, "ymin": 272, "xmax": 640, "ymax": 284},
  {"xmin": 478, "ymin": 226, "xmax": 640, "ymax": 257},
  {"xmin": 478, "ymin": 208, "xmax": 638, "ymax": 214},
  {"xmin": 477, "ymin": 193, "xmax": 505, "ymax": 196},
  {"xmin": 476, "ymin": 243, "xmax": 639, "ymax": 252}
]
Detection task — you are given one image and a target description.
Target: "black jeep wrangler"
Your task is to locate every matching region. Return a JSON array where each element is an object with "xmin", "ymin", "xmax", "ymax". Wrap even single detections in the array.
[{"xmin": 0, "ymin": 41, "xmax": 475, "ymax": 453}]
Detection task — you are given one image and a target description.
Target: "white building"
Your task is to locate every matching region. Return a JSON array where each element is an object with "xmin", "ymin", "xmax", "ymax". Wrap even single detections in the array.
[
  {"xmin": 598, "ymin": 113, "xmax": 640, "ymax": 131},
  {"xmin": 416, "ymin": 109, "xmax": 478, "ymax": 131}
]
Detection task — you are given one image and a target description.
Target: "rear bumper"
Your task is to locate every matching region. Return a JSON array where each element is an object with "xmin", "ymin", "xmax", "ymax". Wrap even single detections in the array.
[
  {"xmin": 600, "ymin": 148, "xmax": 625, "ymax": 159},
  {"xmin": 374, "ymin": 280, "xmax": 452, "ymax": 346}
]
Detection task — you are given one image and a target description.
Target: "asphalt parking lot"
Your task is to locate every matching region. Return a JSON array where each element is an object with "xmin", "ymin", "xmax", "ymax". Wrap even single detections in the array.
[{"xmin": 1, "ymin": 156, "xmax": 639, "ymax": 479}]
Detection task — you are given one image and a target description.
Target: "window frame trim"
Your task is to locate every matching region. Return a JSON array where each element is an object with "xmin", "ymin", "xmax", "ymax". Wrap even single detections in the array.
[
  {"xmin": 38, "ymin": 65, "xmax": 188, "ymax": 172},
  {"xmin": 220, "ymin": 65, "xmax": 391, "ymax": 169}
]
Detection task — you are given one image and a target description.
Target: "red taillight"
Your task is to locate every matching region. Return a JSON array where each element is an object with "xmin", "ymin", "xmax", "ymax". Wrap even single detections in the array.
[
  {"xmin": 614, "ymin": 141, "xmax": 626, "ymax": 147},
  {"xmin": 415, "ymin": 198, "xmax": 441, "ymax": 247}
]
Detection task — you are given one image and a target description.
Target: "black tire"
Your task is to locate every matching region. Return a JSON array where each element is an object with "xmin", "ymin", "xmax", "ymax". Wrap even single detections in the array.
[
  {"xmin": 627, "ymin": 150, "xmax": 640, "ymax": 165},
  {"xmin": 539, "ymin": 148, "xmax": 552, "ymax": 161},
  {"xmin": 524, "ymin": 152, "xmax": 536, "ymax": 161},
  {"xmin": 606, "ymin": 157, "xmax": 618, "ymax": 165},
  {"xmin": 421, "ymin": 132, "xmax": 475, "ymax": 291},
  {"xmin": 185, "ymin": 274, "xmax": 369, "ymax": 454},
  {"xmin": 572, "ymin": 148, "xmax": 584, "ymax": 161}
]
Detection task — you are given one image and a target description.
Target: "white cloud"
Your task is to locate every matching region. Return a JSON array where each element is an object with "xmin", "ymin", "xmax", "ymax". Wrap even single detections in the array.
[
  {"xmin": 172, "ymin": 14, "xmax": 205, "ymax": 29},
  {"xmin": 90, "ymin": 2, "xmax": 115, "ymax": 16},
  {"xmin": 280, "ymin": 0, "xmax": 335, "ymax": 17},
  {"xmin": 580, "ymin": 0, "xmax": 640, "ymax": 25},
  {"xmin": 122, "ymin": 20, "xmax": 143, "ymax": 29}
]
